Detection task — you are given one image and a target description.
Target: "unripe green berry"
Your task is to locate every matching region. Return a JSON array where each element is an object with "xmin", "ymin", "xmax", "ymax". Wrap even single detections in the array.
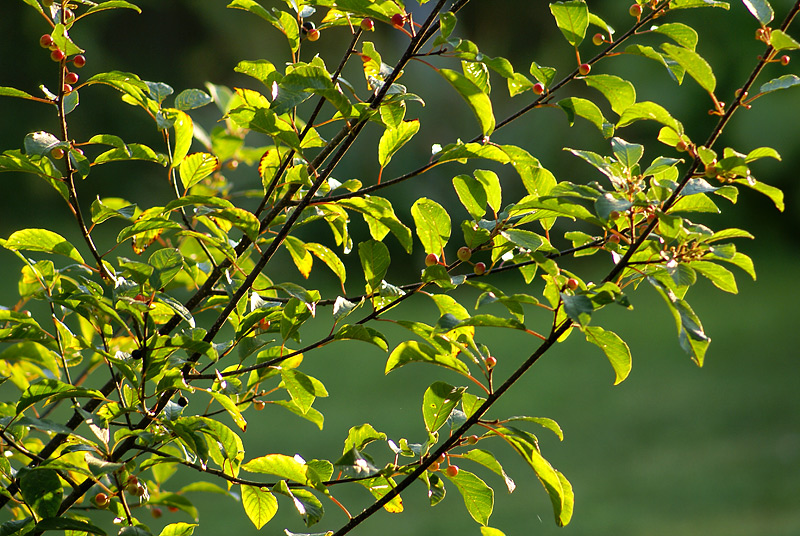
[
  {"xmin": 466, "ymin": 435, "xmax": 479, "ymax": 445},
  {"xmin": 629, "ymin": 3, "xmax": 643, "ymax": 17},
  {"xmin": 457, "ymin": 247, "xmax": 471, "ymax": 261},
  {"xmin": 592, "ymin": 33, "xmax": 604, "ymax": 46},
  {"xmin": 474, "ymin": 262, "xmax": 486, "ymax": 275}
]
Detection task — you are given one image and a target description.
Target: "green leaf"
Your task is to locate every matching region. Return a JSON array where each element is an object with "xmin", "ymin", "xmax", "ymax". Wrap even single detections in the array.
[
  {"xmin": 209, "ymin": 207, "xmax": 260, "ymax": 242},
  {"xmin": 499, "ymin": 229, "xmax": 543, "ymax": 252},
  {"xmin": 661, "ymin": 43, "xmax": 716, "ymax": 93},
  {"xmin": 94, "ymin": 143, "xmax": 166, "ymax": 165},
  {"xmin": 174, "ymin": 89, "xmax": 213, "ymax": 110},
  {"xmin": 338, "ymin": 197, "xmax": 413, "ymax": 253},
  {"xmin": 462, "ymin": 449, "xmax": 516, "ymax": 492},
  {"xmin": 444, "ymin": 468, "xmax": 494, "ymax": 525},
  {"xmin": 242, "ymin": 454, "xmax": 316, "ymax": 486},
  {"xmin": 583, "ymin": 74, "xmax": 636, "ymax": 115},
  {"xmin": 411, "ymin": 198, "xmax": 451, "ymax": 255},
  {"xmin": 179, "ymin": 152, "xmax": 219, "ymax": 190},
  {"xmin": 306, "ymin": 243, "xmax": 347, "ymax": 286},
  {"xmin": 334, "ymin": 324, "xmax": 389, "ymax": 351},
  {"xmin": 4, "ymin": 228, "xmax": 85, "ymax": 264},
  {"xmin": 281, "ymin": 369, "xmax": 328, "ymax": 414},
  {"xmin": 741, "ymin": 0, "xmax": 773, "ymax": 23},
  {"xmin": 438, "ymin": 69, "xmax": 495, "ymax": 135},
  {"xmin": 81, "ymin": 1, "xmax": 142, "ymax": 16},
  {"xmin": 343, "ymin": 423, "xmax": 387, "ymax": 453},
  {"xmin": 624, "ymin": 44, "xmax": 686, "ymax": 84},
  {"xmin": 500, "ymin": 428, "xmax": 572, "ymax": 526},
  {"xmin": 35, "ymin": 517, "xmax": 106, "ymax": 535},
  {"xmin": 549, "ymin": 0, "xmax": 589, "ymax": 47},
  {"xmin": 17, "ymin": 379, "xmax": 105, "ymax": 414},
  {"xmin": 207, "ymin": 390, "xmax": 248, "ymax": 432},
  {"xmin": 611, "ymin": 137, "xmax": 644, "ymax": 168},
  {"xmin": 378, "ymin": 119, "xmax": 419, "ymax": 167},
  {"xmin": 241, "ymin": 485, "xmax": 278, "ymax": 530},
  {"xmin": 451, "ymin": 314, "xmax": 527, "ymax": 331},
  {"xmin": 422, "ymin": 382, "xmax": 466, "ymax": 433},
  {"xmin": 358, "ymin": 240, "xmax": 390, "ymax": 291},
  {"xmin": 583, "ymin": 326, "xmax": 632, "ymax": 385},
  {"xmin": 164, "ymin": 109, "xmax": 193, "ymax": 166},
  {"xmin": 651, "ymin": 23, "xmax": 699, "ymax": 50},
  {"xmin": 648, "ymin": 277, "xmax": 710, "ymax": 366},
  {"xmin": 691, "ymin": 260, "xmax": 738, "ymax": 293},
  {"xmin": 558, "ymin": 97, "xmax": 610, "ymax": 135},
  {"xmin": 453, "ymin": 174, "xmax": 487, "ymax": 219},
  {"xmin": 617, "ymin": 101, "xmax": 683, "ymax": 134},
  {"xmin": 149, "ymin": 248, "xmax": 183, "ymax": 290},
  {"xmin": 0, "ymin": 87, "xmax": 37, "ymax": 101},
  {"xmin": 158, "ymin": 523, "xmax": 198, "ymax": 536},
  {"xmin": 770, "ymin": 30, "xmax": 800, "ymax": 52},
  {"xmin": 385, "ymin": 341, "xmax": 469, "ymax": 375},
  {"xmin": 561, "ymin": 294, "xmax": 593, "ymax": 326},
  {"xmin": 734, "ymin": 177, "xmax": 784, "ymax": 211},
  {"xmin": 481, "ymin": 528, "xmax": 506, "ymax": 536},
  {"xmin": 19, "ymin": 469, "xmax": 62, "ymax": 519},
  {"xmin": 758, "ymin": 74, "xmax": 800, "ymax": 95},
  {"xmin": 228, "ymin": 0, "xmax": 299, "ymax": 52},
  {"xmin": 463, "ymin": 171, "xmax": 498, "ymax": 217}
]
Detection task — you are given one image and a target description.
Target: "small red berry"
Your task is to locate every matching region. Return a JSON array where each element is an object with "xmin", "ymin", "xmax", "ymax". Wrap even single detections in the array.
[
  {"xmin": 629, "ymin": 3, "xmax": 643, "ymax": 17},
  {"xmin": 135, "ymin": 485, "xmax": 146, "ymax": 497},
  {"xmin": 65, "ymin": 72, "xmax": 79, "ymax": 85},
  {"xmin": 436, "ymin": 453, "xmax": 447, "ymax": 464},
  {"xmin": 151, "ymin": 507, "xmax": 163, "ymax": 519},
  {"xmin": 225, "ymin": 159, "xmax": 239, "ymax": 170},
  {"xmin": 391, "ymin": 13, "xmax": 406, "ymax": 28},
  {"xmin": 50, "ymin": 147, "xmax": 65, "ymax": 159},
  {"xmin": 95, "ymin": 493, "xmax": 109, "ymax": 508},
  {"xmin": 63, "ymin": 83, "xmax": 73, "ymax": 94},
  {"xmin": 425, "ymin": 253, "xmax": 439, "ymax": 267},
  {"xmin": 592, "ymin": 33, "xmax": 604, "ymax": 46},
  {"xmin": 307, "ymin": 28, "xmax": 320, "ymax": 41},
  {"xmin": 609, "ymin": 210, "xmax": 620, "ymax": 220},
  {"xmin": 533, "ymin": 82, "xmax": 546, "ymax": 95},
  {"xmin": 72, "ymin": 55, "xmax": 86, "ymax": 68},
  {"xmin": 474, "ymin": 262, "xmax": 486, "ymax": 275},
  {"xmin": 360, "ymin": 17, "xmax": 374, "ymax": 31},
  {"xmin": 608, "ymin": 233, "xmax": 621, "ymax": 244},
  {"xmin": 457, "ymin": 247, "xmax": 471, "ymax": 262},
  {"xmin": 428, "ymin": 462, "xmax": 440, "ymax": 472},
  {"xmin": 39, "ymin": 34, "xmax": 54, "ymax": 48},
  {"xmin": 780, "ymin": 55, "xmax": 790, "ymax": 66},
  {"xmin": 566, "ymin": 278, "xmax": 579, "ymax": 291},
  {"xmin": 445, "ymin": 465, "xmax": 459, "ymax": 477},
  {"xmin": 64, "ymin": 8, "xmax": 74, "ymax": 20},
  {"xmin": 254, "ymin": 400, "xmax": 266, "ymax": 410},
  {"xmin": 675, "ymin": 140, "xmax": 688, "ymax": 152},
  {"xmin": 485, "ymin": 356, "xmax": 497, "ymax": 369},
  {"xmin": 578, "ymin": 63, "xmax": 591, "ymax": 76},
  {"xmin": 50, "ymin": 48, "xmax": 65, "ymax": 62},
  {"xmin": 168, "ymin": 506, "xmax": 179, "ymax": 513}
]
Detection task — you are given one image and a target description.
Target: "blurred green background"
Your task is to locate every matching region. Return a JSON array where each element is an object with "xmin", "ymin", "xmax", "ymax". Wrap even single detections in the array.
[{"xmin": 1, "ymin": 1, "xmax": 799, "ymax": 535}]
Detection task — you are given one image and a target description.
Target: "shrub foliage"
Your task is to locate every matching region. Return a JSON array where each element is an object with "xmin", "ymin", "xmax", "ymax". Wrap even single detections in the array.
[{"xmin": 0, "ymin": 0, "xmax": 798, "ymax": 535}]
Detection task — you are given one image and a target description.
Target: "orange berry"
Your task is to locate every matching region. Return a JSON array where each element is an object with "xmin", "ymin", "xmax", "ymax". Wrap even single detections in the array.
[{"xmin": 445, "ymin": 465, "xmax": 459, "ymax": 477}]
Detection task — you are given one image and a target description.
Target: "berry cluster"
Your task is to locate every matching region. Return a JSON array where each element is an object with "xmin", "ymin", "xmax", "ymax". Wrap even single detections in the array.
[{"xmin": 39, "ymin": 32, "xmax": 86, "ymax": 94}]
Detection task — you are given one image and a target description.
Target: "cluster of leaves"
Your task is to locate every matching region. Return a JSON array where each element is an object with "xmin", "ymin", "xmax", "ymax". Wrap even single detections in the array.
[{"xmin": 0, "ymin": 0, "xmax": 797, "ymax": 535}]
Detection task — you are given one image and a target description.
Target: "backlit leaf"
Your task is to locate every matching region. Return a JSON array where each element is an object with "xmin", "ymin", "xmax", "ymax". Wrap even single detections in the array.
[
  {"xmin": 549, "ymin": 0, "xmax": 589, "ymax": 47},
  {"xmin": 438, "ymin": 69, "xmax": 495, "ymax": 135},
  {"xmin": 583, "ymin": 325, "xmax": 632, "ymax": 384},
  {"xmin": 411, "ymin": 198, "xmax": 451, "ymax": 255},
  {"xmin": 241, "ymin": 485, "xmax": 278, "ymax": 530},
  {"xmin": 4, "ymin": 228, "xmax": 85, "ymax": 264},
  {"xmin": 661, "ymin": 43, "xmax": 716, "ymax": 93}
]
